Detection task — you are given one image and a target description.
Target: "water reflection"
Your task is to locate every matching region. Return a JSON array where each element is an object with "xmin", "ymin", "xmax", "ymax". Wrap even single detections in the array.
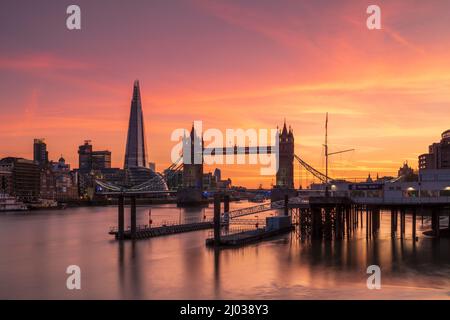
[{"xmin": 0, "ymin": 205, "xmax": 449, "ymax": 299}]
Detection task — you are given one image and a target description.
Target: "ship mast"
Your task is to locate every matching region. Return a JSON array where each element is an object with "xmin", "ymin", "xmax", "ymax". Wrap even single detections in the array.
[
  {"xmin": 323, "ymin": 113, "xmax": 354, "ymax": 197},
  {"xmin": 325, "ymin": 113, "xmax": 329, "ymax": 196}
]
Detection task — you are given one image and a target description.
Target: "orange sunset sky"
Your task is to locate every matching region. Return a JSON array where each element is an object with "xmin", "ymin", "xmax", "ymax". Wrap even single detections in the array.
[{"xmin": 1, "ymin": 0, "xmax": 450, "ymax": 188}]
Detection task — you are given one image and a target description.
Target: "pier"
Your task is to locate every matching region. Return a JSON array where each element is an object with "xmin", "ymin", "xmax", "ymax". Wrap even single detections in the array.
[
  {"xmin": 107, "ymin": 187, "xmax": 449, "ymax": 244},
  {"xmin": 109, "ymin": 221, "xmax": 214, "ymax": 240}
]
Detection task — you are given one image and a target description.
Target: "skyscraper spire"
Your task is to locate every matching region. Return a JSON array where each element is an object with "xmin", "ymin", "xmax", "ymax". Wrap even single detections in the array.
[{"xmin": 124, "ymin": 80, "xmax": 148, "ymax": 169}]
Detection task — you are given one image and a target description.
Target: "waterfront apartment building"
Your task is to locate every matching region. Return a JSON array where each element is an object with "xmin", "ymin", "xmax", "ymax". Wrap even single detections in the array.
[
  {"xmin": 33, "ymin": 138, "xmax": 48, "ymax": 167},
  {"xmin": 92, "ymin": 151, "xmax": 111, "ymax": 170},
  {"xmin": 78, "ymin": 140, "xmax": 93, "ymax": 171},
  {"xmin": 52, "ymin": 157, "xmax": 78, "ymax": 202},
  {"xmin": 0, "ymin": 157, "xmax": 40, "ymax": 202},
  {"xmin": 419, "ymin": 129, "xmax": 450, "ymax": 170},
  {"xmin": 78, "ymin": 140, "xmax": 111, "ymax": 171},
  {"xmin": 0, "ymin": 167, "xmax": 13, "ymax": 195},
  {"xmin": 39, "ymin": 166, "xmax": 56, "ymax": 200}
]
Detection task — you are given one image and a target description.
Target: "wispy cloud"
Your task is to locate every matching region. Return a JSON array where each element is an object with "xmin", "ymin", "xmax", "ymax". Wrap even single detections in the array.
[{"xmin": 0, "ymin": 53, "xmax": 89, "ymax": 71}]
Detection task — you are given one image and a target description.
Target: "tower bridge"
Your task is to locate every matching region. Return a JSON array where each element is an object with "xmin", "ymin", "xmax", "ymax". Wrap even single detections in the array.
[{"xmin": 177, "ymin": 120, "xmax": 298, "ymax": 205}]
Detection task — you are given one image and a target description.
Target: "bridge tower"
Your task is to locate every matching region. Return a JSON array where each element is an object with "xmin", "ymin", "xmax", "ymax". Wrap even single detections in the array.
[
  {"xmin": 177, "ymin": 124, "xmax": 206, "ymax": 206},
  {"xmin": 272, "ymin": 120, "xmax": 296, "ymax": 201},
  {"xmin": 182, "ymin": 124, "xmax": 204, "ymax": 188},
  {"xmin": 276, "ymin": 120, "xmax": 294, "ymax": 188}
]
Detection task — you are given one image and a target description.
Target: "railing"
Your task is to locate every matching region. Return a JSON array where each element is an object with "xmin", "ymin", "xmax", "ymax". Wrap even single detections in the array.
[
  {"xmin": 230, "ymin": 218, "xmax": 266, "ymax": 226},
  {"xmin": 228, "ymin": 200, "xmax": 284, "ymax": 219},
  {"xmin": 351, "ymin": 196, "xmax": 450, "ymax": 204},
  {"xmin": 208, "ymin": 225, "xmax": 264, "ymax": 238},
  {"xmin": 109, "ymin": 218, "xmax": 214, "ymax": 233}
]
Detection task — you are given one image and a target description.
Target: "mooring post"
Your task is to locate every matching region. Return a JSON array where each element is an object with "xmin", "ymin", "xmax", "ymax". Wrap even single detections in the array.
[
  {"xmin": 373, "ymin": 208, "xmax": 380, "ymax": 233},
  {"xmin": 412, "ymin": 207, "xmax": 417, "ymax": 241},
  {"xmin": 335, "ymin": 206, "xmax": 341, "ymax": 239},
  {"xmin": 394, "ymin": 209, "xmax": 398, "ymax": 234},
  {"xmin": 391, "ymin": 208, "xmax": 395, "ymax": 238},
  {"xmin": 350, "ymin": 206, "xmax": 353, "ymax": 229},
  {"xmin": 324, "ymin": 207, "xmax": 332, "ymax": 239},
  {"xmin": 346, "ymin": 206, "xmax": 350, "ymax": 236},
  {"xmin": 118, "ymin": 194, "xmax": 125, "ymax": 240},
  {"xmin": 400, "ymin": 209, "xmax": 405, "ymax": 239},
  {"xmin": 284, "ymin": 194, "xmax": 289, "ymax": 216},
  {"xmin": 436, "ymin": 208, "xmax": 440, "ymax": 236},
  {"xmin": 224, "ymin": 194, "xmax": 230, "ymax": 213},
  {"xmin": 223, "ymin": 194, "xmax": 230, "ymax": 226},
  {"xmin": 370, "ymin": 208, "xmax": 374, "ymax": 235},
  {"xmin": 365, "ymin": 206, "xmax": 369, "ymax": 239},
  {"xmin": 214, "ymin": 194, "xmax": 221, "ymax": 246},
  {"xmin": 130, "ymin": 196, "xmax": 137, "ymax": 239},
  {"xmin": 360, "ymin": 206, "xmax": 363, "ymax": 228},
  {"xmin": 432, "ymin": 208, "xmax": 440, "ymax": 238},
  {"xmin": 312, "ymin": 207, "xmax": 322, "ymax": 239}
]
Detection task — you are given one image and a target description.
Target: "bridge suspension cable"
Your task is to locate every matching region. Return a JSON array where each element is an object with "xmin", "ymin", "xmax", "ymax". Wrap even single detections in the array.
[
  {"xmin": 95, "ymin": 156, "xmax": 184, "ymax": 193},
  {"xmin": 294, "ymin": 154, "xmax": 334, "ymax": 184}
]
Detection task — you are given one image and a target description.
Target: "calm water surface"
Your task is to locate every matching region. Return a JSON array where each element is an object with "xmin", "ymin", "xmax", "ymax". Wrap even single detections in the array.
[{"xmin": 0, "ymin": 201, "xmax": 449, "ymax": 299}]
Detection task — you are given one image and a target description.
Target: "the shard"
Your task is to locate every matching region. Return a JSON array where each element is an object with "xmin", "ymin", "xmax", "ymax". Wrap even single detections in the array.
[{"xmin": 124, "ymin": 80, "xmax": 148, "ymax": 169}]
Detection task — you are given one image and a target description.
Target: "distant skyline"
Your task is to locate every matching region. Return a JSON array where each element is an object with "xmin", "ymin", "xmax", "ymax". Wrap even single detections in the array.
[{"xmin": 1, "ymin": 0, "xmax": 450, "ymax": 187}]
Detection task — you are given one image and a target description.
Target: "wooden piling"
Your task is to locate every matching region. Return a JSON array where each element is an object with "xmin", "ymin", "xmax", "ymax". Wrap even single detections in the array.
[
  {"xmin": 400, "ymin": 209, "xmax": 405, "ymax": 239},
  {"xmin": 284, "ymin": 194, "xmax": 289, "ymax": 216},
  {"xmin": 412, "ymin": 208, "xmax": 417, "ymax": 240},
  {"xmin": 335, "ymin": 206, "xmax": 342, "ymax": 239},
  {"xmin": 324, "ymin": 207, "xmax": 332, "ymax": 239},
  {"xmin": 130, "ymin": 196, "xmax": 137, "ymax": 239},
  {"xmin": 118, "ymin": 195, "xmax": 124, "ymax": 240},
  {"xmin": 391, "ymin": 209, "xmax": 395, "ymax": 238},
  {"xmin": 311, "ymin": 207, "xmax": 322, "ymax": 239},
  {"xmin": 224, "ymin": 194, "xmax": 230, "ymax": 213},
  {"xmin": 366, "ymin": 207, "xmax": 369, "ymax": 239},
  {"xmin": 360, "ymin": 206, "xmax": 363, "ymax": 228},
  {"xmin": 213, "ymin": 194, "xmax": 221, "ymax": 245},
  {"xmin": 346, "ymin": 206, "xmax": 351, "ymax": 236},
  {"xmin": 394, "ymin": 209, "xmax": 398, "ymax": 234},
  {"xmin": 432, "ymin": 208, "xmax": 440, "ymax": 238}
]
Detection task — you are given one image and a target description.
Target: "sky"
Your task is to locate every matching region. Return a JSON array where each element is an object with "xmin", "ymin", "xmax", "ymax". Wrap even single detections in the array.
[{"xmin": 1, "ymin": 0, "xmax": 450, "ymax": 188}]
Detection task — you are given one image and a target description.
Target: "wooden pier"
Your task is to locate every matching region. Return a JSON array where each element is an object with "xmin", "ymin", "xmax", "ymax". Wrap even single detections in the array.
[
  {"xmin": 108, "ymin": 191, "xmax": 448, "ymax": 242},
  {"xmin": 290, "ymin": 196, "xmax": 450, "ymax": 241},
  {"xmin": 109, "ymin": 221, "xmax": 214, "ymax": 240},
  {"xmin": 205, "ymin": 226, "xmax": 294, "ymax": 247}
]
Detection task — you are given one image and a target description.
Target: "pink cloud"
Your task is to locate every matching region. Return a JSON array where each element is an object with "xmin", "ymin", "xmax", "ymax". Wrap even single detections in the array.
[{"xmin": 0, "ymin": 53, "xmax": 89, "ymax": 71}]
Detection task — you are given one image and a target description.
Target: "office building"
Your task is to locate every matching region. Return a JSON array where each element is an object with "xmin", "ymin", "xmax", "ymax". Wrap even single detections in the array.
[
  {"xmin": 33, "ymin": 138, "xmax": 48, "ymax": 167},
  {"xmin": 0, "ymin": 157, "xmax": 40, "ymax": 202},
  {"xmin": 419, "ymin": 129, "xmax": 450, "ymax": 170}
]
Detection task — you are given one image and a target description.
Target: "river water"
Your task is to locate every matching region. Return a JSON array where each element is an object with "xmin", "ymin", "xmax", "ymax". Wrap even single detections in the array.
[{"xmin": 0, "ymin": 201, "xmax": 449, "ymax": 299}]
